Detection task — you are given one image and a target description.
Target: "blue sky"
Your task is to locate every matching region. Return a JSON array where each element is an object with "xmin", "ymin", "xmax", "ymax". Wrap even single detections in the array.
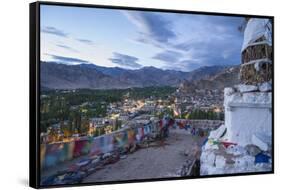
[{"xmin": 40, "ymin": 5, "xmax": 244, "ymax": 72}]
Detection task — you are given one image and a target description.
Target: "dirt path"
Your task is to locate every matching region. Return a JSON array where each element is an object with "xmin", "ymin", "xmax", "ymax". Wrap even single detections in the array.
[{"xmin": 83, "ymin": 129, "xmax": 206, "ymax": 183}]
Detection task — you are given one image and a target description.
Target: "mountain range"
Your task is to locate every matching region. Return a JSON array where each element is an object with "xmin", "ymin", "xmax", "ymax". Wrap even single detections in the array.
[
  {"xmin": 41, "ymin": 61, "xmax": 238, "ymax": 90},
  {"xmin": 193, "ymin": 66, "xmax": 240, "ymax": 90}
]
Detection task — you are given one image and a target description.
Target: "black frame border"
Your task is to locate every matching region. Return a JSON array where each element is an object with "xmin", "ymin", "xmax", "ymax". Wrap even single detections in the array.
[{"xmin": 29, "ymin": 1, "xmax": 274, "ymax": 189}]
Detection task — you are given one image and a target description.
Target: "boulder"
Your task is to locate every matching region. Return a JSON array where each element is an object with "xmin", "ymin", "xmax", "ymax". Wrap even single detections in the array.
[
  {"xmin": 245, "ymin": 144, "xmax": 262, "ymax": 156},
  {"xmin": 102, "ymin": 152, "xmax": 112, "ymax": 160}
]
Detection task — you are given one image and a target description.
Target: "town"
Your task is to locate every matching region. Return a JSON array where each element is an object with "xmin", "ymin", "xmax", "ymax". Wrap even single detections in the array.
[{"xmin": 40, "ymin": 85, "xmax": 224, "ymax": 144}]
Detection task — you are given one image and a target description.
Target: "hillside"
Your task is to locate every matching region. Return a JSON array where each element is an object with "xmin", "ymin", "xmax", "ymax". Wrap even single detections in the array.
[{"xmin": 40, "ymin": 62, "xmax": 233, "ymax": 90}]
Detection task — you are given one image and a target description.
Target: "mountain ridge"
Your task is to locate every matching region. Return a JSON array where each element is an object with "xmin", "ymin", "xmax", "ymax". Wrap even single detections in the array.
[{"xmin": 41, "ymin": 61, "xmax": 236, "ymax": 90}]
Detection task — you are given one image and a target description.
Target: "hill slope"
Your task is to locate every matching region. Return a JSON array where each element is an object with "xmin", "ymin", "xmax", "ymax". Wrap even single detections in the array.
[{"xmin": 41, "ymin": 62, "xmax": 233, "ymax": 90}]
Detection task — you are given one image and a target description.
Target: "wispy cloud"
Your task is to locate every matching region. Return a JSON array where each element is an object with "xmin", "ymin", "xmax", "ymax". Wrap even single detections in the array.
[
  {"xmin": 123, "ymin": 11, "xmax": 176, "ymax": 45},
  {"xmin": 123, "ymin": 11, "xmax": 243, "ymax": 71},
  {"xmin": 152, "ymin": 50, "xmax": 182, "ymax": 63},
  {"xmin": 56, "ymin": 44, "xmax": 78, "ymax": 52},
  {"xmin": 178, "ymin": 60, "xmax": 202, "ymax": 71},
  {"xmin": 161, "ymin": 59, "xmax": 202, "ymax": 72},
  {"xmin": 174, "ymin": 39, "xmax": 241, "ymax": 67},
  {"xmin": 76, "ymin": 38, "xmax": 94, "ymax": 45},
  {"xmin": 41, "ymin": 7, "xmax": 244, "ymax": 72},
  {"xmin": 47, "ymin": 54, "xmax": 89, "ymax": 64},
  {"xmin": 41, "ymin": 26, "xmax": 68, "ymax": 37},
  {"xmin": 109, "ymin": 52, "xmax": 141, "ymax": 69}
]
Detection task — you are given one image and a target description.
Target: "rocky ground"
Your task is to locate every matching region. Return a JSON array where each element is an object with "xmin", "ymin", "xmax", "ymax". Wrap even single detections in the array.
[{"xmin": 82, "ymin": 129, "xmax": 205, "ymax": 183}]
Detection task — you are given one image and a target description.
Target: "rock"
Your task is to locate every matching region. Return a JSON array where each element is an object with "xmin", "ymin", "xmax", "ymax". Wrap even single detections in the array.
[
  {"xmin": 87, "ymin": 167, "xmax": 96, "ymax": 175},
  {"xmin": 120, "ymin": 155, "xmax": 127, "ymax": 159},
  {"xmin": 224, "ymin": 87, "xmax": 235, "ymax": 96},
  {"xmin": 259, "ymin": 82, "xmax": 272, "ymax": 92},
  {"xmin": 129, "ymin": 143, "xmax": 137, "ymax": 153},
  {"xmin": 102, "ymin": 153, "xmax": 112, "ymax": 160},
  {"xmin": 245, "ymin": 144, "xmax": 262, "ymax": 156},
  {"xmin": 91, "ymin": 157, "xmax": 101, "ymax": 165},
  {"xmin": 235, "ymin": 84, "xmax": 258, "ymax": 93},
  {"xmin": 226, "ymin": 145, "xmax": 246, "ymax": 156},
  {"xmin": 184, "ymin": 149, "xmax": 189, "ymax": 156},
  {"xmin": 215, "ymin": 155, "xmax": 226, "ymax": 169},
  {"xmin": 235, "ymin": 155, "xmax": 255, "ymax": 168},
  {"xmin": 77, "ymin": 159, "xmax": 92, "ymax": 167},
  {"xmin": 201, "ymin": 150, "xmax": 216, "ymax": 166},
  {"xmin": 180, "ymin": 159, "xmax": 197, "ymax": 176},
  {"xmin": 252, "ymin": 134, "xmax": 269, "ymax": 151},
  {"xmin": 225, "ymin": 158, "xmax": 235, "ymax": 165},
  {"xmin": 104, "ymin": 154, "xmax": 120, "ymax": 165}
]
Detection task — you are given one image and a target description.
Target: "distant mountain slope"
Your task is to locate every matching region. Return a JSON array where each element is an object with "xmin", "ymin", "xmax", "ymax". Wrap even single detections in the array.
[
  {"xmin": 41, "ymin": 62, "xmax": 129, "ymax": 89},
  {"xmin": 195, "ymin": 66, "xmax": 240, "ymax": 90},
  {"xmin": 79, "ymin": 63, "xmax": 128, "ymax": 77},
  {"xmin": 185, "ymin": 65, "xmax": 233, "ymax": 81},
  {"xmin": 178, "ymin": 66, "xmax": 240, "ymax": 92},
  {"xmin": 40, "ymin": 62, "xmax": 233, "ymax": 90}
]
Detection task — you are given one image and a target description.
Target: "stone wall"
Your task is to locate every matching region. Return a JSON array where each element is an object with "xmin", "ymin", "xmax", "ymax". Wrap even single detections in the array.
[
  {"xmin": 175, "ymin": 119, "xmax": 224, "ymax": 129},
  {"xmin": 240, "ymin": 59, "xmax": 272, "ymax": 85},
  {"xmin": 41, "ymin": 122, "xmax": 158, "ymax": 169}
]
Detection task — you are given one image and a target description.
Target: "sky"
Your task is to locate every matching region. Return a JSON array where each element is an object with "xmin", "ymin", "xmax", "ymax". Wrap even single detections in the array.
[{"xmin": 40, "ymin": 5, "xmax": 245, "ymax": 72}]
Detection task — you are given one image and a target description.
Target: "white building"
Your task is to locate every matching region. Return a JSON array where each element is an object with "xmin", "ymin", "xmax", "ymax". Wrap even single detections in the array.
[{"xmin": 200, "ymin": 18, "xmax": 272, "ymax": 175}]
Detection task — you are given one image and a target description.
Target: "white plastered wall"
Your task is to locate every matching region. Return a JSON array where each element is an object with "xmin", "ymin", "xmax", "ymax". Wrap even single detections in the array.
[{"xmin": 224, "ymin": 91, "xmax": 272, "ymax": 146}]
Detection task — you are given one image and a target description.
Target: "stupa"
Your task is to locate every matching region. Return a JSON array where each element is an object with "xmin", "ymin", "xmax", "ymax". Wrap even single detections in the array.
[{"xmin": 200, "ymin": 18, "xmax": 272, "ymax": 175}]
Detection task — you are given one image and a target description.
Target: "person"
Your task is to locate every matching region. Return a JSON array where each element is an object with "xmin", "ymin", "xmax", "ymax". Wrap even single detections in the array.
[
  {"xmin": 163, "ymin": 124, "xmax": 169, "ymax": 138},
  {"xmin": 191, "ymin": 127, "xmax": 195, "ymax": 136},
  {"xmin": 159, "ymin": 116, "xmax": 169, "ymax": 138}
]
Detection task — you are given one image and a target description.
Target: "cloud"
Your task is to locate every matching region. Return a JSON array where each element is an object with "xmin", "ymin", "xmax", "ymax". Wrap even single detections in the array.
[
  {"xmin": 124, "ymin": 11, "xmax": 243, "ymax": 71},
  {"xmin": 153, "ymin": 35, "xmax": 241, "ymax": 72},
  {"xmin": 47, "ymin": 54, "xmax": 89, "ymax": 64},
  {"xmin": 41, "ymin": 26, "xmax": 68, "ymax": 37},
  {"xmin": 123, "ymin": 11, "xmax": 176, "ymax": 44},
  {"xmin": 178, "ymin": 60, "xmax": 203, "ymax": 71},
  {"xmin": 152, "ymin": 50, "xmax": 182, "ymax": 63},
  {"xmin": 175, "ymin": 39, "xmax": 241, "ymax": 66},
  {"xmin": 76, "ymin": 38, "xmax": 94, "ymax": 45},
  {"xmin": 56, "ymin": 44, "xmax": 78, "ymax": 52},
  {"xmin": 162, "ymin": 59, "xmax": 202, "ymax": 72},
  {"xmin": 169, "ymin": 17, "xmax": 243, "ymax": 71},
  {"xmin": 109, "ymin": 52, "xmax": 142, "ymax": 69}
]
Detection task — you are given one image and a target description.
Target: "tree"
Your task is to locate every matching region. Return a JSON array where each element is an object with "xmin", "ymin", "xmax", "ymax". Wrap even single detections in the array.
[{"xmin": 79, "ymin": 117, "xmax": 89, "ymax": 135}]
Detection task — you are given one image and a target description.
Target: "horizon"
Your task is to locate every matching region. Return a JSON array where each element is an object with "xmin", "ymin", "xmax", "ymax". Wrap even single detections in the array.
[
  {"xmin": 41, "ymin": 60, "xmax": 236, "ymax": 73},
  {"xmin": 40, "ymin": 5, "xmax": 245, "ymax": 72}
]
